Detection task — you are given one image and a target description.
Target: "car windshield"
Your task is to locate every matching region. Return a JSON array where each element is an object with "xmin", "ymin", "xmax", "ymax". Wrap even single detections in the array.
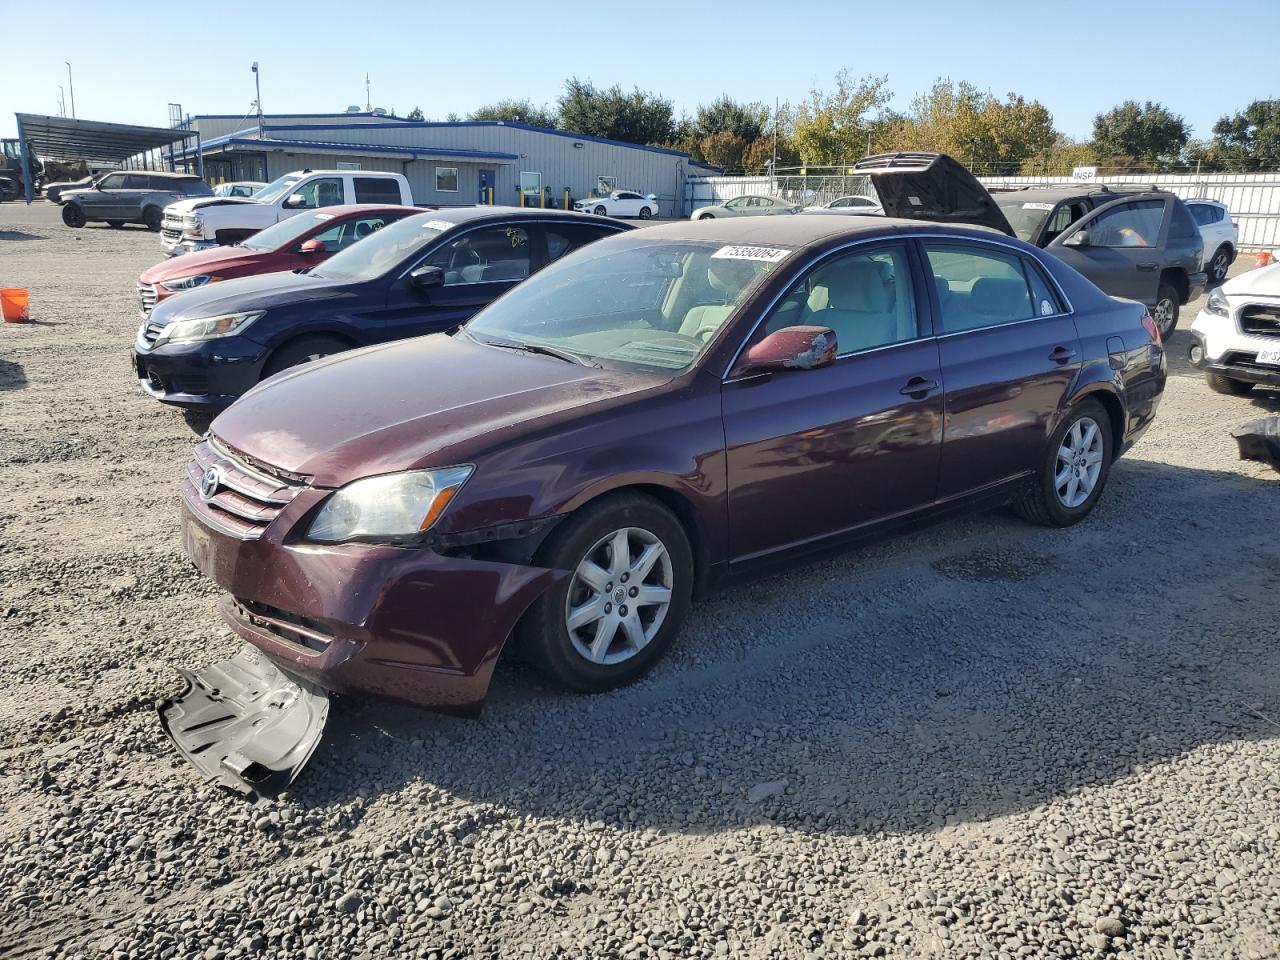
[
  {"xmin": 995, "ymin": 196, "xmax": 1055, "ymax": 242},
  {"xmin": 241, "ymin": 211, "xmax": 340, "ymax": 251},
  {"xmin": 465, "ymin": 237, "xmax": 788, "ymax": 372},
  {"xmin": 310, "ymin": 213, "xmax": 447, "ymax": 282},
  {"xmin": 251, "ymin": 174, "xmax": 304, "ymax": 204}
]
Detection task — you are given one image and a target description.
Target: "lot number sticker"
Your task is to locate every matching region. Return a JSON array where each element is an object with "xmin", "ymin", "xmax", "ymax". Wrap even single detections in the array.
[
  {"xmin": 1022, "ymin": 202, "xmax": 1054, "ymax": 211},
  {"xmin": 712, "ymin": 245, "xmax": 789, "ymax": 263}
]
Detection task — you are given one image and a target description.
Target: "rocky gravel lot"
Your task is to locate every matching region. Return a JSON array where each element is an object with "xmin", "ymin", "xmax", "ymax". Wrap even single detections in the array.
[{"xmin": 1, "ymin": 202, "xmax": 1278, "ymax": 960}]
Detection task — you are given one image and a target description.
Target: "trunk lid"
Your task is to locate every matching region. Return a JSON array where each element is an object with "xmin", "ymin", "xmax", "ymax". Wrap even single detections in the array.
[{"xmin": 855, "ymin": 152, "xmax": 1015, "ymax": 237}]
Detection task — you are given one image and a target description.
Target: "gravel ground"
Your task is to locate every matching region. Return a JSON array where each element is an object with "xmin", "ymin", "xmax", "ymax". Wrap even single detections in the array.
[{"xmin": 1, "ymin": 202, "xmax": 1278, "ymax": 960}]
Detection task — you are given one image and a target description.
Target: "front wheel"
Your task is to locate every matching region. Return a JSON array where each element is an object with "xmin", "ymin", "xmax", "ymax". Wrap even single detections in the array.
[
  {"xmin": 142, "ymin": 207, "xmax": 163, "ymax": 232},
  {"xmin": 62, "ymin": 204, "xmax": 86, "ymax": 228},
  {"xmin": 593, "ymin": 205, "xmax": 607, "ymax": 216},
  {"xmin": 517, "ymin": 493, "xmax": 693, "ymax": 692},
  {"xmin": 1013, "ymin": 399, "xmax": 1113, "ymax": 527},
  {"xmin": 1206, "ymin": 372, "xmax": 1255, "ymax": 395},
  {"xmin": 261, "ymin": 335, "xmax": 350, "ymax": 379},
  {"xmin": 1153, "ymin": 282, "xmax": 1179, "ymax": 339}
]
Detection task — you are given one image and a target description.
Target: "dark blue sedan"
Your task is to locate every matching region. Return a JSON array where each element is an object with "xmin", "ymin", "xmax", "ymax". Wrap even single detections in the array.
[{"xmin": 132, "ymin": 208, "xmax": 630, "ymax": 409}]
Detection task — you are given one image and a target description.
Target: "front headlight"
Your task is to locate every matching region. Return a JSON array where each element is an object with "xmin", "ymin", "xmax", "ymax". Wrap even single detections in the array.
[
  {"xmin": 1205, "ymin": 287, "xmax": 1231, "ymax": 319},
  {"xmin": 307, "ymin": 466, "xmax": 474, "ymax": 543},
  {"xmin": 162, "ymin": 310, "xmax": 264, "ymax": 343},
  {"xmin": 182, "ymin": 213, "xmax": 203, "ymax": 234},
  {"xmin": 159, "ymin": 274, "xmax": 216, "ymax": 292}
]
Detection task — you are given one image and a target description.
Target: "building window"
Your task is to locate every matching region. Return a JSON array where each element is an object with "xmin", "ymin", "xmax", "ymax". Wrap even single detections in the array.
[
  {"xmin": 436, "ymin": 167, "xmax": 459, "ymax": 192},
  {"xmin": 596, "ymin": 176, "xmax": 617, "ymax": 195},
  {"xmin": 520, "ymin": 171, "xmax": 542, "ymax": 196},
  {"xmin": 336, "ymin": 161, "xmax": 362, "ymax": 170}
]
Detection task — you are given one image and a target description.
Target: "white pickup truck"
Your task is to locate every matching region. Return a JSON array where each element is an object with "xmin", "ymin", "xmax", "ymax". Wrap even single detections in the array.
[{"xmin": 160, "ymin": 169, "xmax": 413, "ymax": 255}]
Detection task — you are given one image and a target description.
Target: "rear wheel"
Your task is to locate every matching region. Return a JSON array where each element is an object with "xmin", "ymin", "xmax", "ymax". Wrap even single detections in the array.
[
  {"xmin": 1208, "ymin": 244, "xmax": 1232, "ymax": 284},
  {"xmin": 517, "ymin": 493, "xmax": 693, "ymax": 692},
  {"xmin": 62, "ymin": 203, "xmax": 86, "ymax": 228},
  {"xmin": 1152, "ymin": 282, "xmax": 1179, "ymax": 339},
  {"xmin": 261, "ymin": 335, "xmax": 350, "ymax": 379},
  {"xmin": 638, "ymin": 206, "xmax": 653, "ymax": 220},
  {"xmin": 1206, "ymin": 372, "xmax": 1255, "ymax": 395},
  {"xmin": 1014, "ymin": 398, "xmax": 1113, "ymax": 527},
  {"xmin": 142, "ymin": 207, "xmax": 163, "ymax": 232}
]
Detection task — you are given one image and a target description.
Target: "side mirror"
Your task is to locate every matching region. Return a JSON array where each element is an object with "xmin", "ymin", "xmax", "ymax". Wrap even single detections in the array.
[
  {"xmin": 737, "ymin": 325, "xmax": 838, "ymax": 376},
  {"xmin": 299, "ymin": 238, "xmax": 326, "ymax": 255},
  {"xmin": 410, "ymin": 265, "xmax": 445, "ymax": 290},
  {"xmin": 1062, "ymin": 229, "xmax": 1090, "ymax": 248},
  {"xmin": 283, "ymin": 193, "xmax": 307, "ymax": 209}
]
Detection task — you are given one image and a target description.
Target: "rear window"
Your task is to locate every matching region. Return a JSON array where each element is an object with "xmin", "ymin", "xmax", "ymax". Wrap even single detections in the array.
[{"xmin": 353, "ymin": 177, "xmax": 403, "ymax": 204}]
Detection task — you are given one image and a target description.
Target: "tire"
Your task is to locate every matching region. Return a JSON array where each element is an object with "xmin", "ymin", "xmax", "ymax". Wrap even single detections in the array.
[
  {"xmin": 261, "ymin": 335, "xmax": 350, "ymax": 379},
  {"xmin": 1013, "ymin": 398, "xmax": 1114, "ymax": 528},
  {"xmin": 593, "ymin": 205, "xmax": 607, "ymax": 216},
  {"xmin": 698, "ymin": 212, "xmax": 715, "ymax": 219},
  {"xmin": 106, "ymin": 220, "xmax": 125, "ymax": 228},
  {"xmin": 638, "ymin": 206, "xmax": 653, "ymax": 220},
  {"xmin": 62, "ymin": 203, "xmax": 86, "ymax": 228},
  {"xmin": 142, "ymin": 207, "xmax": 163, "ymax": 232},
  {"xmin": 517, "ymin": 492, "xmax": 694, "ymax": 692},
  {"xmin": 1152, "ymin": 282, "xmax": 1179, "ymax": 340},
  {"xmin": 1208, "ymin": 244, "xmax": 1232, "ymax": 285},
  {"xmin": 1206, "ymin": 372, "xmax": 1255, "ymax": 395}
]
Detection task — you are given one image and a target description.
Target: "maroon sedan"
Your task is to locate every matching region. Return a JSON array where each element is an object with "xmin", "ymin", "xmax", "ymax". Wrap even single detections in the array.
[
  {"xmin": 163, "ymin": 215, "xmax": 1165, "ymax": 795},
  {"xmin": 136, "ymin": 204, "xmax": 422, "ymax": 317}
]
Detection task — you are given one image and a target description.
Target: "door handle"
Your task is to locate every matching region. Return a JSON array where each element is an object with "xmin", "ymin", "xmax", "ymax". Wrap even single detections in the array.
[
  {"xmin": 1049, "ymin": 346, "xmax": 1078, "ymax": 364},
  {"xmin": 1136, "ymin": 263, "xmax": 1159, "ymax": 272},
  {"xmin": 899, "ymin": 376, "xmax": 939, "ymax": 398}
]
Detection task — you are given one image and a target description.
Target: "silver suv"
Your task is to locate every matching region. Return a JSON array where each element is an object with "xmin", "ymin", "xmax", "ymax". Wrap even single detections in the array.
[{"xmin": 61, "ymin": 171, "xmax": 212, "ymax": 232}]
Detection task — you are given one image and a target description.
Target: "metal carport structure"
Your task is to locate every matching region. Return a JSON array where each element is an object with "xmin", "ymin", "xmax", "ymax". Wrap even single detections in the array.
[{"xmin": 13, "ymin": 113, "xmax": 203, "ymax": 203}]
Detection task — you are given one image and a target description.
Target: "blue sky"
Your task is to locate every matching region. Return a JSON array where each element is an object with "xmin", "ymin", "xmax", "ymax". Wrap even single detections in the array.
[{"xmin": 3, "ymin": 0, "xmax": 1272, "ymax": 144}]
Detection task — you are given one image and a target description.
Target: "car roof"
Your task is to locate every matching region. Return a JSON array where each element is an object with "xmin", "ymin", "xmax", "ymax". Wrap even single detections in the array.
[
  {"xmin": 990, "ymin": 185, "xmax": 1152, "ymax": 204},
  {"xmin": 419, "ymin": 206, "xmax": 633, "ymax": 227},
  {"xmin": 636, "ymin": 215, "xmax": 1005, "ymax": 246},
  {"xmin": 127, "ymin": 170, "xmax": 201, "ymax": 180},
  {"xmin": 302, "ymin": 203, "xmax": 423, "ymax": 217}
]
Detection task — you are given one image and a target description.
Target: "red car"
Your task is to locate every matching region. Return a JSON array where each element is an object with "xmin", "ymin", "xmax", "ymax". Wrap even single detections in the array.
[{"xmin": 135, "ymin": 204, "xmax": 423, "ymax": 317}]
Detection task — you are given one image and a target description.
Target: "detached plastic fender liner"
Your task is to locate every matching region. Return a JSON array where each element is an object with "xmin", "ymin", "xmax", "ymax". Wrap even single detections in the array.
[
  {"xmin": 159, "ymin": 644, "xmax": 329, "ymax": 797},
  {"xmin": 1233, "ymin": 416, "xmax": 1280, "ymax": 473}
]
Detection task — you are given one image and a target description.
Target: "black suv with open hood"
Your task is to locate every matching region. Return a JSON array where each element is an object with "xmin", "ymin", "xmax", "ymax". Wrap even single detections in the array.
[{"xmin": 851, "ymin": 153, "xmax": 1205, "ymax": 338}]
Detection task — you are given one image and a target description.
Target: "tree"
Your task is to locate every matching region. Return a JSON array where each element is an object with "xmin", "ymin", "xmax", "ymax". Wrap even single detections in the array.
[
  {"xmin": 897, "ymin": 80, "xmax": 1056, "ymax": 171},
  {"xmin": 791, "ymin": 72, "xmax": 892, "ymax": 164},
  {"xmin": 469, "ymin": 99, "xmax": 557, "ymax": 129},
  {"xmin": 698, "ymin": 131, "xmax": 749, "ymax": 172},
  {"xmin": 406, "ymin": 106, "xmax": 425, "ymax": 121},
  {"xmin": 1209, "ymin": 99, "xmax": 1280, "ymax": 170},
  {"xmin": 694, "ymin": 96, "xmax": 768, "ymax": 143},
  {"xmin": 557, "ymin": 78, "xmax": 675, "ymax": 145},
  {"xmin": 1092, "ymin": 101, "xmax": 1189, "ymax": 167}
]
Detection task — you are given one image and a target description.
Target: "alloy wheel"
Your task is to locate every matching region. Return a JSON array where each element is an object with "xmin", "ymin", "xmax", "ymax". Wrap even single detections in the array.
[
  {"xmin": 564, "ymin": 527, "xmax": 673, "ymax": 665},
  {"xmin": 1153, "ymin": 297, "xmax": 1175, "ymax": 337},
  {"xmin": 1211, "ymin": 250, "xmax": 1229, "ymax": 283},
  {"xmin": 1055, "ymin": 416, "xmax": 1104, "ymax": 509}
]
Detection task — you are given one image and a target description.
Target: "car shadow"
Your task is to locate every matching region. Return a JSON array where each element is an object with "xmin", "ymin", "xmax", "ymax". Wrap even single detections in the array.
[
  {"xmin": 0, "ymin": 230, "xmax": 46, "ymax": 241},
  {"xmin": 285, "ymin": 457, "xmax": 1280, "ymax": 839},
  {"xmin": 181, "ymin": 409, "xmax": 215, "ymax": 436},
  {"xmin": 0, "ymin": 358, "xmax": 27, "ymax": 390}
]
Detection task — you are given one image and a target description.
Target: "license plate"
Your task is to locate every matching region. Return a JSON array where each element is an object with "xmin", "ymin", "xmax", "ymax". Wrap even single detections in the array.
[{"xmin": 1256, "ymin": 347, "xmax": 1280, "ymax": 366}]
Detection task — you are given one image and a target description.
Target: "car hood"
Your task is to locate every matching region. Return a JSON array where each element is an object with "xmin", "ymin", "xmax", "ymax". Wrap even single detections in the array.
[
  {"xmin": 166, "ymin": 196, "xmax": 258, "ymax": 215},
  {"xmin": 147, "ymin": 271, "xmax": 347, "ymax": 325},
  {"xmin": 854, "ymin": 152, "xmax": 1015, "ymax": 237},
  {"xmin": 1222, "ymin": 262, "xmax": 1280, "ymax": 299},
  {"xmin": 140, "ymin": 245, "xmax": 273, "ymax": 284},
  {"xmin": 210, "ymin": 333, "xmax": 663, "ymax": 486}
]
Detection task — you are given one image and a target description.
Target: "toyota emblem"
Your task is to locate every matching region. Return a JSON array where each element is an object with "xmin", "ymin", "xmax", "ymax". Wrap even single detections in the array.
[{"xmin": 199, "ymin": 466, "xmax": 221, "ymax": 503}]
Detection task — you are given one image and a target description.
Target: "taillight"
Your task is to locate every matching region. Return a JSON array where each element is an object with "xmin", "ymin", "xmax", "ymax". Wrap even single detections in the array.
[{"xmin": 1142, "ymin": 312, "xmax": 1161, "ymax": 345}]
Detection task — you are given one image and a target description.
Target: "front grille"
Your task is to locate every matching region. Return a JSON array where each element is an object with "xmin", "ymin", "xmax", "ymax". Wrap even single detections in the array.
[
  {"xmin": 232, "ymin": 598, "xmax": 333, "ymax": 652},
  {"xmin": 161, "ymin": 227, "xmax": 182, "ymax": 243},
  {"xmin": 140, "ymin": 318, "xmax": 165, "ymax": 344},
  {"xmin": 181, "ymin": 438, "xmax": 307, "ymax": 540},
  {"xmin": 1220, "ymin": 350, "xmax": 1280, "ymax": 373},
  {"xmin": 137, "ymin": 282, "xmax": 158, "ymax": 316},
  {"xmin": 1240, "ymin": 304, "xmax": 1280, "ymax": 338}
]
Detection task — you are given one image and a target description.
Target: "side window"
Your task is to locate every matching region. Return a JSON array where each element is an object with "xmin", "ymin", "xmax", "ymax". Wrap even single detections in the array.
[
  {"xmin": 1043, "ymin": 201, "xmax": 1087, "ymax": 243},
  {"xmin": 425, "ymin": 225, "xmax": 532, "ymax": 285},
  {"xmin": 312, "ymin": 215, "xmax": 392, "ymax": 253},
  {"xmin": 765, "ymin": 243, "xmax": 917, "ymax": 355},
  {"xmin": 544, "ymin": 224, "xmax": 617, "ymax": 263},
  {"xmin": 1025, "ymin": 260, "xmax": 1065, "ymax": 317},
  {"xmin": 294, "ymin": 177, "xmax": 344, "ymax": 209},
  {"xmin": 99, "ymin": 173, "xmax": 126, "ymax": 190},
  {"xmin": 1168, "ymin": 200, "xmax": 1198, "ymax": 241},
  {"xmin": 123, "ymin": 174, "xmax": 150, "ymax": 189},
  {"xmin": 1087, "ymin": 200, "xmax": 1164, "ymax": 248},
  {"xmin": 924, "ymin": 244, "xmax": 1038, "ymax": 333},
  {"xmin": 353, "ymin": 177, "xmax": 403, "ymax": 204},
  {"xmin": 724, "ymin": 197, "xmax": 747, "ymax": 210}
]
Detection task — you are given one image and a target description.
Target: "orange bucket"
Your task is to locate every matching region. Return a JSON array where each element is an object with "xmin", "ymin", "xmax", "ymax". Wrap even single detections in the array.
[
  {"xmin": 1257, "ymin": 251, "xmax": 1276, "ymax": 269},
  {"xmin": 1, "ymin": 288, "xmax": 30, "ymax": 323}
]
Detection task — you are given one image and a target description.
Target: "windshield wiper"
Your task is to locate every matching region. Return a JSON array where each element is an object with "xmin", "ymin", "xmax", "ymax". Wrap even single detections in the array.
[{"xmin": 479, "ymin": 338, "xmax": 600, "ymax": 367}]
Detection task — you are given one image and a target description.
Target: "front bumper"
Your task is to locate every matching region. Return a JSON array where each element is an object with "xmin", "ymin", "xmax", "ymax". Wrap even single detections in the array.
[
  {"xmin": 132, "ymin": 337, "xmax": 267, "ymax": 409},
  {"xmin": 160, "ymin": 228, "xmax": 216, "ymax": 256},
  {"xmin": 1188, "ymin": 313, "xmax": 1280, "ymax": 387},
  {"xmin": 180, "ymin": 495, "xmax": 564, "ymax": 715}
]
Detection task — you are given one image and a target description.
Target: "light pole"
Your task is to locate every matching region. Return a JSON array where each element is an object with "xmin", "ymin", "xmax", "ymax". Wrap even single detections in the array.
[
  {"xmin": 252, "ymin": 61, "xmax": 264, "ymax": 137},
  {"xmin": 58, "ymin": 85, "xmax": 66, "ymax": 117},
  {"xmin": 65, "ymin": 62, "xmax": 75, "ymax": 118}
]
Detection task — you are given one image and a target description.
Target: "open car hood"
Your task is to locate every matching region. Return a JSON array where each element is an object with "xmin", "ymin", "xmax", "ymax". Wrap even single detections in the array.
[{"xmin": 854, "ymin": 152, "xmax": 1015, "ymax": 237}]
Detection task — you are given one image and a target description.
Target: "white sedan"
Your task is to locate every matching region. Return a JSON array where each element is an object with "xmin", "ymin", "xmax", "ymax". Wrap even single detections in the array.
[
  {"xmin": 574, "ymin": 190, "xmax": 659, "ymax": 219},
  {"xmin": 801, "ymin": 195, "xmax": 884, "ymax": 216}
]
